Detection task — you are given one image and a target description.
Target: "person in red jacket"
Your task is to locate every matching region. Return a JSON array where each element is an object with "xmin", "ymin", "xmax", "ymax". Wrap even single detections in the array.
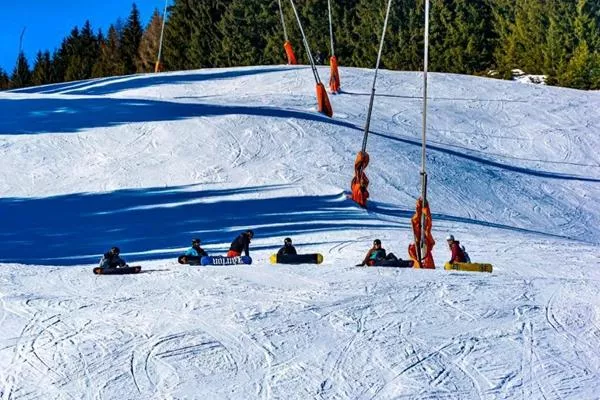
[
  {"xmin": 227, "ymin": 230, "xmax": 254, "ymax": 257},
  {"xmin": 446, "ymin": 234, "xmax": 467, "ymax": 263}
]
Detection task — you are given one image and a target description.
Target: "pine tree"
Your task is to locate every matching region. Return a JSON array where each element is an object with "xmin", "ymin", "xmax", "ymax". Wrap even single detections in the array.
[
  {"xmin": 92, "ymin": 25, "xmax": 126, "ymax": 77},
  {"xmin": 163, "ymin": 0, "xmax": 198, "ymax": 70},
  {"xmin": 351, "ymin": 0, "xmax": 391, "ymax": 68},
  {"xmin": 299, "ymin": 0, "xmax": 330, "ymax": 65},
  {"xmin": 218, "ymin": 0, "xmax": 277, "ymax": 67},
  {"xmin": 164, "ymin": 0, "xmax": 231, "ymax": 69},
  {"xmin": 137, "ymin": 9, "xmax": 164, "ymax": 72},
  {"xmin": 10, "ymin": 52, "xmax": 32, "ymax": 88},
  {"xmin": 542, "ymin": 1, "xmax": 572, "ymax": 83},
  {"xmin": 79, "ymin": 20, "xmax": 100, "ymax": 78},
  {"xmin": 262, "ymin": 0, "xmax": 304, "ymax": 65},
  {"xmin": 388, "ymin": 0, "xmax": 423, "ymax": 71},
  {"xmin": 0, "ymin": 68, "xmax": 9, "ymax": 90},
  {"xmin": 121, "ymin": 3, "xmax": 143, "ymax": 74},
  {"xmin": 430, "ymin": 0, "xmax": 494, "ymax": 74},
  {"xmin": 190, "ymin": 0, "xmax": 231, "ymax": 67},
  {"xmin": 31, "ymin": 51, "xmax": 52, "ymax": 86},
  {"xmin": 561, "ymin": 40, "xmax": 592, "ymax": 89},
  {"xmin": 62, "ymin": 21, "xmax": 99, "ymax": 81}
]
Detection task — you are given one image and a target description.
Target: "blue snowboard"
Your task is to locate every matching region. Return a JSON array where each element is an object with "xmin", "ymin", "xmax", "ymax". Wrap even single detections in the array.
[{"xmin": 200, "ymin": 255, "xmax": 252, "ymax": 266}]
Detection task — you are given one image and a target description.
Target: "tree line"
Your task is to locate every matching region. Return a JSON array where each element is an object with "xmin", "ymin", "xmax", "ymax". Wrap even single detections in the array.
[{"xmin": 1, "ymin": 0, "xmax": 599, "ymax": 91}]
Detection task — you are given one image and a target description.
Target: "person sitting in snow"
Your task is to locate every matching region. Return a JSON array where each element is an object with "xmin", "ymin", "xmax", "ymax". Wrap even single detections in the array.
[
  {"xmin": 277, "ymin": 237, "xmax": 297, "ymax": 256},
  {"xmin": 446, "ymin": 234, "xmax": 468, "ymax": 263},
  {"xmin": 356, "ymin": 239, "xmax": 398, "ymax": 266},
  {"xmin": 99, "ymin": 247, "xmax": 127, "ymax": 269},
  {"xmin": 227, "ymin": 230, "xmax": 254, "ymax": 258},
  {"xmin": 180, "ymin": 238, "xmax": 208, "ymax": 264}
]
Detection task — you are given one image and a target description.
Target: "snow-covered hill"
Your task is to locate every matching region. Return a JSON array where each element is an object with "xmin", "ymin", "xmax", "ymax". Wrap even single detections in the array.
[{"xmin": 1, "ymin": 66, "xmax": 599, "ymax": 399}]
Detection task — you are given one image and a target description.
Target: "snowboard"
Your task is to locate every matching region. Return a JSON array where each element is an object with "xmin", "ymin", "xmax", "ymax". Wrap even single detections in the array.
[
  {"xmin": 444, "ymin": 262, "xmax": 493, "ymax": 273},
  {"xmin": 269, "ymin": 253, "xmax": 324, "ymax": 265},
  {"xmin": 178, "ymin": 255, "xmax": 202, "ymax": 265},
  {"xmin": 93, "ymin": 265, "xmax": 142, "ymax": 275},
  {"xmin": 361, "ymin": 259, "xmax": 414, "ymax": 268},
  {"xmin": 200, "ymin": 255, "xmax": 252, "ymax": 266}
]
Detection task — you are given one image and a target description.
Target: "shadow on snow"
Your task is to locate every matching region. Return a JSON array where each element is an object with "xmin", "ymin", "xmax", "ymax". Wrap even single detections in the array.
[
  {"xmin": 0, "ymin": 96, "xmax": 355, "ymax": 135},
  {"xmin": 8, "ymin": 66, "xmax": 292, "ymax": 95},
  {"xmin": 0, "ymin": 184, "xmax": 585, "ymax": 266},
  {"xmin": 0, "ymin": 184, "xmax": 385, "ymax": 265}
]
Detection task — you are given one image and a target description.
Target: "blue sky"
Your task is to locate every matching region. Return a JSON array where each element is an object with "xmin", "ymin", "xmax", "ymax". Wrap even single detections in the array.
[{"xmin": 0, "ymin": 1, "xmax": 167, "ymax": 73}]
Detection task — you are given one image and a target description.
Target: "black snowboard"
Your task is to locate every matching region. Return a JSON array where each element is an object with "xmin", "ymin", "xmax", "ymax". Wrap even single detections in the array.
[
  {"xmin": 271, "ymin": 253, "xmax": 323, "ymax": 264},
  {"xmin": 178, "ymin": 255, "xmax": 201, "ymax": 265},
  {"xmin": 373, "ymin": 259, "xmax": 414, "ymax": 268},
  {"xmin": 93, "ymin": 265, "xmax": 142, "ymax": 275}
]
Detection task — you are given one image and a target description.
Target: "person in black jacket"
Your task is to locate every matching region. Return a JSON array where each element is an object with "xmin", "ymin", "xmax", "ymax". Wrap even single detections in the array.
[
  {"xmin": 277, "ymin": 237, "xmax": 297, "ymax": 256},
  {"xmin": 99, "ymin": 247, "xmax": 127, "ymax": 269},
  {"xmin": 227, "ymin": 230, "xmax": 254, "ymax": 257}
]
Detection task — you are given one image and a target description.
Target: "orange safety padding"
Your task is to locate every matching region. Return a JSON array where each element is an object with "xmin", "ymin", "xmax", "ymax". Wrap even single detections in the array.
[
  {"xmin": 351, "ymin": 151, "xmax": 370, "ymax": 208},
  {"xmin": 329, "ymin": 56, "xmax": 341, "ymax": 93},
  {"xmin": 316, "ymin": 82, "xmax": 333, "ymax": 117},
  {"xmin": 410, "ymin": 197, "xmax": 436, "ymax": 268},
  {"xmin": 154, "ymin": 61, "xmax": 162, "ymax": 73},
  {"xmin": 284, "ymin": 40, "xmax": 297, "ymax": 65}
]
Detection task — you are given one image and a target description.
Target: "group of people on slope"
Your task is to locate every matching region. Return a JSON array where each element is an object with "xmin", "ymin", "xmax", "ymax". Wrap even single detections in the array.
[
  {"xmin": 99, "ymin": 229, "xmax": 471, "ymax": 269},
  {"xmin": 356, "ymin": 234, "xmax": 470, "ymax": 267},
  {"xmin": 100, "ymin": 229, "xmax": 259, "ymax": 269}
]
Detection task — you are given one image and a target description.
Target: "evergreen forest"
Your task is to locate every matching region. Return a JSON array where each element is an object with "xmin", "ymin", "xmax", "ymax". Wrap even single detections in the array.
[{"xmin": 1, "ymin": 0, "xmax": 599, "ymax": 91}]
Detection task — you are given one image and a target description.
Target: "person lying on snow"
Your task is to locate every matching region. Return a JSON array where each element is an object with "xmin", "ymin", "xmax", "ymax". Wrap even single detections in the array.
[
  {"xmin": 99, "ymin": 247, "xmax": 127, "ymax": 269},
  {"xmin": 227, "ymin": 229, "xmax": 254, "ymax": 257},
  {"xmin": 446, "ymin": 234, "xmax": 470, "ymax": 263},
  {"xmin": 277, "ymin": 237, "xmax": 297, "ymax": 256},
  {"xmin": 355, "ymin": 239, "xmax": 398, "ymax": 266}
]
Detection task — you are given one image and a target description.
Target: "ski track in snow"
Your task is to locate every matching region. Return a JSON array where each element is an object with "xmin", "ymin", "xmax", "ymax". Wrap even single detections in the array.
[{"xmin": 1, "ymin": 66, "xmax": 600, "ymax": 399}]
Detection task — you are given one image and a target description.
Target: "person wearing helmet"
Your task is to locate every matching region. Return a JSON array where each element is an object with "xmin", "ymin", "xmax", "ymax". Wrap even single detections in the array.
[
  {"xmin": 99, "ymin": 246, "xmax": 127, "ymax": 269},
  {"xmin": 277, "ymin": 237, "xmax": 297, "ymax": 256},
  {"xmin": 446, "ymin": 234, "xmax": 467, "ymax": 263},
  {"xmin": 356, "ymin": 239, "xmax": 390, "ymax": 266},
  {"xmin": 227, "ymin": 230, "xmax": 254, "ymax": 257},
  {"xmin": 181, "ymin": 238, "xmax": 208, "ymax": 263}
]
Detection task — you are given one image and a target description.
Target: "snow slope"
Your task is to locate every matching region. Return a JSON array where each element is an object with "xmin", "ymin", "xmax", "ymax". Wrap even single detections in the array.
[{"xmin": 1, "ymin": 66, "xmax": 599, "ymax": 399}]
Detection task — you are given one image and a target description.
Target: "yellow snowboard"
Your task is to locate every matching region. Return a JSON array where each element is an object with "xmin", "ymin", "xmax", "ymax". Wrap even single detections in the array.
[{"xmin": 444, "ymin": 262, "xmax": 493, "ymax": 273}]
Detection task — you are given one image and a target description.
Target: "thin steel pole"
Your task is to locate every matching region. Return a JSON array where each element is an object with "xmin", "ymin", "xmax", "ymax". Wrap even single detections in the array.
[
  {"xmin": 419, "ymin": 0, "xmax": 430, "ymax": 257},
  {"xmin": 156, "ymin": 0, "xmax": 168, "ymax": 70},
  {"xmin": 288, "ymin": 0, "xmax": 320, "ymax": 83},
  {"xmin": 328, "ymin": 0, "xmax": 335, "ymax": 57},
  {"xmin": 361, "ymin": 0, "xmax": 393, "ymax": 153},
  {"xmin": 278, "ymin": 0, "xmax": 289, "ymax": 42}
]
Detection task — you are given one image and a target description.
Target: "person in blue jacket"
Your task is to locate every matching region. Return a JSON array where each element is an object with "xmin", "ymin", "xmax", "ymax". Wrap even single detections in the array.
[
  {"xmin": 180, "ymin": 238, "xmax": 208, "ymax": 264},
  {"xmin": 99, "ymin": 247, "xmax": 127, "ymax": 269},
  {"xmin": 356, "ymin": 239, "xmax": 398, "ymax": 266}
]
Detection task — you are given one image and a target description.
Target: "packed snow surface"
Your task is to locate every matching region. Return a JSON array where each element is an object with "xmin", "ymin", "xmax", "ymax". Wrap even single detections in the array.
[{"xmin": 1, "ymin": 66, "xmax": 599, "ymax": 399}]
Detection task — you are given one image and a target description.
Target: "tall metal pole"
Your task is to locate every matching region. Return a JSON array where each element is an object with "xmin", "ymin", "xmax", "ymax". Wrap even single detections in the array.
[
  {"xmin": 361, "ymin": 0, "xmax": 392, "ymax": 153},
  {"xmin": 288, "ymin": 0, "xmax": 320, "ymax": 83},
  {"xmin": 419, "ymin": 0, "xmax": 430, "ymax": 257},
  {"xmin": 327, "ymin": 0, "xmax": 335, "ymax": 57},
  {"xmin": 155, "ymin": 0, "xmax": 168, "ymax": 72},
  {"xmin": 278, "ymin": 0, "xmax": 289, "ymax": 42}
]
